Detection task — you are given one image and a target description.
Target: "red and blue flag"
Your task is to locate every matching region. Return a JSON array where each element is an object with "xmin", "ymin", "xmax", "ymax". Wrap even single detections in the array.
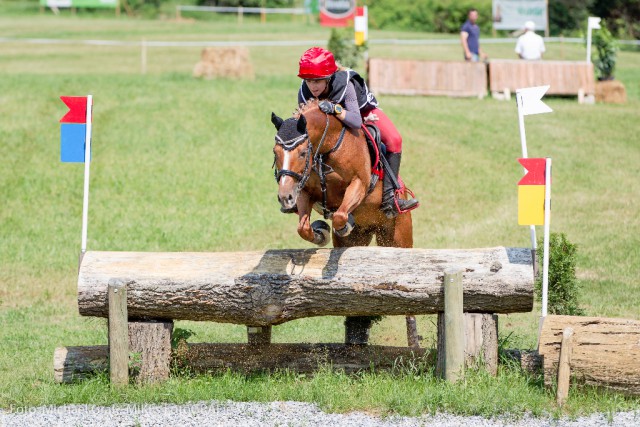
[{"xmin": 60, "ymin": 96, "xmax": 91, "ymax": 162}]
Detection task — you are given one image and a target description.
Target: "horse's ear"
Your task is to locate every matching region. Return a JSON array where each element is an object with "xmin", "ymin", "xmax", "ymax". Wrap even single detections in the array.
[
  {"xmin": 271, "ymin": 112, "xmax": 284, "ymax": 130},
  {"xmin": 296, "ymin": 115, "xmax": 307, "ymax": 134}
]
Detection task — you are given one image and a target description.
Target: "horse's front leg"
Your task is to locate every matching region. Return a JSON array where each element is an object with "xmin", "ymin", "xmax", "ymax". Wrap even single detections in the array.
[
  {"xmin": 296, "ymin": 190, "xmax": 315, "ymax": 243},
  {"xmin": 332, "ymin": 178, "xmax": 366, "ymax": 236},
  {"xmin": 296, "ymin": 191, "xmax": 331, "ymax": 246}
]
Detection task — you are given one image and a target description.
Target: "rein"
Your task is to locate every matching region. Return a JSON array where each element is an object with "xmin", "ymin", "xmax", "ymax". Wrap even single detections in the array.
[{"xmin": 274, "ymin": 113, "xmax": 347, "ymax": 219}]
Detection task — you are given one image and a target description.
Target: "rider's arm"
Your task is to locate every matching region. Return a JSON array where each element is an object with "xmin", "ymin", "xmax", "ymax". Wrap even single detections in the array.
[{"xmin": 337, "ymin": 82, "xmax": 363, "ymax": 129}]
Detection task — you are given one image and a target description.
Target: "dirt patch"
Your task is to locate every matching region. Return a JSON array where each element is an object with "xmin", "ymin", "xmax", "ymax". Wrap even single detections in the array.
[{"xmin": 193, "ymin": 47, "xmax": 255, "ymax": 80}]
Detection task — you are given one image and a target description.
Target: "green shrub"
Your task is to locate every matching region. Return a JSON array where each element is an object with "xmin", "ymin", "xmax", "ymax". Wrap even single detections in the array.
[
  {"xmin": 327, "ymin": 28, "xmax": 366, "ymax": 70},
  {"xmin": 592, "ymin": 21, "xmax": 619, "ymax": 80},
  {"xmin": 535, "ymin": 232, "xmax": 584, "ymax": 316}
]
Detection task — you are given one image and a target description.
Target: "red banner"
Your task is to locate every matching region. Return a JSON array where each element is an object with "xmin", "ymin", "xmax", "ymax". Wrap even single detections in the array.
[
  {"xmin": 319, "ymin": 0, "xmax": 356, "ymax": 27},
  {"xmin": 60, "ymin": 96, "xmax": 88, "ymax": 124},
  {"xmin": 518, "ymin": 158, "xmax": 546, "ymax": 185}
]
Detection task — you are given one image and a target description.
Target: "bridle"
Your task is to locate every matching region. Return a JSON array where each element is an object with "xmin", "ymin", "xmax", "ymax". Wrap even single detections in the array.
[{"xmin": 273, "ymin": 113, "xmax": 347, "ymax": 218}]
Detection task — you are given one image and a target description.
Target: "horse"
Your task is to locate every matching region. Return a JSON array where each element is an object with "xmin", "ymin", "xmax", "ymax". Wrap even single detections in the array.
[{"xmin": 271, "ymin": 99, "xmax": 418, "ymax": 346}]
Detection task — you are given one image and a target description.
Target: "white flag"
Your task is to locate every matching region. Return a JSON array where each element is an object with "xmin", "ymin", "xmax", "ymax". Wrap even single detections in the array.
[
  {"xmin": 516, "ymin": 85, "xmax": 553, "ymax": 116},
  {"xmin": 588, "ymin": 17, "xmax": 601, "ymax": 30}
]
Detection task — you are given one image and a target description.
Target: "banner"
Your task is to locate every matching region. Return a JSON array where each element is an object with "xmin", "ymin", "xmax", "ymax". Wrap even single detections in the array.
[
  {"xmin": 40, "ymin": 0, "xmax": 117, "ymax": 9},
  {"xmin": 60, "ymin": 96, "xmax": 91, "ymax": 163},
  {"xmin": 319, "ymin": 0, "xmax": 356, "ymax": 27},
  {"xmin": 492, "ymin": 0, "xmax": 547, "ymax": 31}
]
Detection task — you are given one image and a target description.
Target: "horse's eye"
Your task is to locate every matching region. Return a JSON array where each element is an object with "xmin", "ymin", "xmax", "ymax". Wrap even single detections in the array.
[{"xmin": 299, "ymin": 149, "xmax": 306, "ymax": 158}]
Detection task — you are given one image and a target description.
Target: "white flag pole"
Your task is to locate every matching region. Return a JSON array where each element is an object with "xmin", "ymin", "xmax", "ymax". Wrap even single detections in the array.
[
  {"xmin": 81, "ymin": 95, "xmax": 93, "ymax": 254},
  {"xmin": 587, "ymin": 17, "xmax": 601, "ymax": 64},
  {"xmin": 541, "ymin": 157, "xmax": 552, "ymax": 318},
  {"xmin": 516, "ymin": 91, "xmax": 538, "ymax": 275}
]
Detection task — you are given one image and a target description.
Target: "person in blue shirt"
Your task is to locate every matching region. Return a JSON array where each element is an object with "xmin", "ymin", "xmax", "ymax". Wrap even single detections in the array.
[{"xmin": 460, "ymin": 8, "xmax": 487, "ymax": 62}]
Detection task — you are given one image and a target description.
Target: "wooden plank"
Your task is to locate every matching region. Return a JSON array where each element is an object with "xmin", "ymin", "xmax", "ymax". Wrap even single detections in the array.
[
  {"xmin": 556, "ymin": 327, "xmax": 574, "ymax": 406},
  {"xmin": 538, "ymin": 315, "xmax": 640, "ymax": 395},
  {"xmin": 108, "ymin": 279, "xmax": 128, "ymax": 386},
  {"xmin": 78, "ymin": 247, "xmax": 534, "ymax": 324},
  {"xmin": 489, "ymin": 60, "xmax": 595, "ymax": 95},
  {"xmin": 369, "ymin": 58, "xmax": 487, "ymax": 98},
  {"xmin": 54, "ymin": 343, "xmax": 430, "ymax": 382},
  {"xmin": 443, "ymin": 268, "xmax": 464, "ymax": 382}
]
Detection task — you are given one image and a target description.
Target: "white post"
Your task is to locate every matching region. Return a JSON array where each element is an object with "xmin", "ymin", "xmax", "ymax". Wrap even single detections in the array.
[
  {"xmin": 81, "ymin": 95, "xmax": 93, "ymax": 254},
  {"xmin": 586, "ymin": 17, "xmax": 601, "ymax": 64},
  {"xmin": 141, "ymin": 38, "xmax": 147, "ymax": 75},
  {"xmin": 541, "ymin": 157, "xmax": 552, "ymax": 317},
  {"xmin": 516, "ymin": 92, "xmax": 538, "ymax": 269},
  {"xmin": 586, "ymin": 25, "xmax": 593, "ymax": 64}
]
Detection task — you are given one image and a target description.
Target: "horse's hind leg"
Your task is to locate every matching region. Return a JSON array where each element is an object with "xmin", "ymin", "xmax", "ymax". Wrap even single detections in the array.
[
  {"xmin": 333, "ymin": 227, "xmax": 376, "ymax": 345},
  {"xmin": 375, "ymin": 213, "xmax": 420, "ymax": 347},
  {"xmin": 375, "ymin": 212, "xmax": 413, "ymax": 248}
]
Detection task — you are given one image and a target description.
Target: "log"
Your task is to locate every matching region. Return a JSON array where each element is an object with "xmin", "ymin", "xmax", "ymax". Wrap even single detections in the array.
[
  {"xmin": 54, "ymin": 343, "xmax": 430, "ymax": 383},
  {"xmin": 78, "ymin": 247, "xmax": 533, "ymax": 325},
  {"xmin": 538, "ymin": 315, "xmax": 640, "ymax": 395},
  {"xmin": 128, "ymin": 320, "xmax": 173, "ymax": 384}
]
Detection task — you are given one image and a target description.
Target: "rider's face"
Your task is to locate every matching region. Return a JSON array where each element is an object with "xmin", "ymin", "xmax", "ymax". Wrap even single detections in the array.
[{"xmin": 305, "ymin": 79, "xmax": 329, "ymax": 98}]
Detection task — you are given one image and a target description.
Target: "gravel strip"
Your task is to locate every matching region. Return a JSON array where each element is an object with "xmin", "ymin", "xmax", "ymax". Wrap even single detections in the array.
[{"xmin": 1, "ymin": 401, "xmax": 638, "ymax": 427}]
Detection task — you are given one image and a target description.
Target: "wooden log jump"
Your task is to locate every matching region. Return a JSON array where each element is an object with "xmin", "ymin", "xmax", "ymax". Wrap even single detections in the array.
[
  {"xmin": 538, "ymin": 315, "xmax": 640, "ymax": 396},
  {"xmin": 57, "ymin": 246, "xmax": 534, "ymax": 383},
  {"xmin": 489, "ymin": 60, "xmax": 595, "ymax": 99},
  {"xmin": 78, "ymin": 246, "xmax": 534, "ymax": 325},
  {"xmin": 368, "ymin": 58, "xmax": 487, "ymax": 98}
]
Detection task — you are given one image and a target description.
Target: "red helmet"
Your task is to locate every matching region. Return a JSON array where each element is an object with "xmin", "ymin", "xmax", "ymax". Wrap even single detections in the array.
[{"xmin": 298, "ymin": 47, "xmax": 337, "ymax": 79}]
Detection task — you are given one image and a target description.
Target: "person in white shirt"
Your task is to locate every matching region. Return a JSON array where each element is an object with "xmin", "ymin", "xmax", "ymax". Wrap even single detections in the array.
[{"xmin": 515, "ymin": 21, "xmax": 545, "ymax": 60}]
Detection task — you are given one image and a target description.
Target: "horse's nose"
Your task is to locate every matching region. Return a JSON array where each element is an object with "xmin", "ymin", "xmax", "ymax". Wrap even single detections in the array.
[{"xmin": 278, "ymin": 192, "xmax": 297, "ymax": 211}]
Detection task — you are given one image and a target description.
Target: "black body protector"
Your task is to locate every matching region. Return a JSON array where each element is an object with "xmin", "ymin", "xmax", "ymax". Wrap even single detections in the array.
[{"xmin": 298, "ymin": 69, "xmax": 378, "ymax": 113}]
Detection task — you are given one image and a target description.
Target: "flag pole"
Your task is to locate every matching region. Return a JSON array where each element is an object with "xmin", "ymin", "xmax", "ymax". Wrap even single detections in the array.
[
  {"xmin": 541, "ymin": 157, "xmax": 552, "ymax": 317},
  {"xmin": 516, "ymin": 91, "xmax": 538, "ymax": 277},
  {"xmin": 81, "ymin": 95, "xmax": 93, "ymax": 254}
]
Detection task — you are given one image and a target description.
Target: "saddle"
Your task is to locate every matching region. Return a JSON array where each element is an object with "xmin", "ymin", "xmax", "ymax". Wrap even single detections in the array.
[{"xmin": 361, "ymin": 123, "xmax": 385, "ymax": 194}]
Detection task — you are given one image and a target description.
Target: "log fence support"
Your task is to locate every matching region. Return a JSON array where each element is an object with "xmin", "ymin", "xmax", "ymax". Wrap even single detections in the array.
[{"xmin": 108, "ymin": 279, "xmax": 128, "ymax": 386}]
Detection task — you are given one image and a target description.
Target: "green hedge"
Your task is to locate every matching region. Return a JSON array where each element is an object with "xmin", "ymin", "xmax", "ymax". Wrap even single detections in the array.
[{"xmin": 365, "ymin": 0, "xmax": 492, "ymax": 33}]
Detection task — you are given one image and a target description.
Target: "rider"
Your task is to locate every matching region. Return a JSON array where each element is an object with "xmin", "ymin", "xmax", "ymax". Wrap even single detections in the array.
[{"xmin": 296, "ymin": 46, "xmax": 419, "ymax": 218}]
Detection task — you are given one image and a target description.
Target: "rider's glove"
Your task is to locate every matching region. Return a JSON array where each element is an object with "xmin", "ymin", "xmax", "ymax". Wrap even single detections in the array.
[{"xmin": 319, "ymin": 100, "xmax": 338, "ymax": 115}]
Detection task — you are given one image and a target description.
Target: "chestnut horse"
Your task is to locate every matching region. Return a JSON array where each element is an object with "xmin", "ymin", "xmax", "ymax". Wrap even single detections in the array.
[
  {"xmin": 271, "ymin": 99, "xmax": 413, "ymax": 249},
  {"xmin": 271, "ymin": 99, "xmax": 417, "ymax": 345}
]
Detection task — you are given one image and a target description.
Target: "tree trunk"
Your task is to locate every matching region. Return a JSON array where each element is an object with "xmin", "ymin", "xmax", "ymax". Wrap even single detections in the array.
[
  {"xmin": 538, "ymin": 315, "xmax": 640, "ymax": 395},
  {"xmin": 54, "ymin": 343, "xmax": 431, "ymax": 383},
  {"xmin": 78, "ymin": 247, "xmax": 533, "ymax": 325}
]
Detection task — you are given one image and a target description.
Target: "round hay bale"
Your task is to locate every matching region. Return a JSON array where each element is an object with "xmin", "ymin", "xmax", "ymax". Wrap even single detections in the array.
[
  {"xmin": 595, "ymin": 80, "xmax": 627, "ymax": 104},
  {"xmin": 193, "ymin": 47, "xmax": 254, "ymax": 80}
]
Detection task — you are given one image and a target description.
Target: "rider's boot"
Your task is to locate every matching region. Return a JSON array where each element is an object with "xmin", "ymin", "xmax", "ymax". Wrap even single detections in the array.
[{"xmin": 381, "ymin": 152, "xmax": 419, "ymax": 219}]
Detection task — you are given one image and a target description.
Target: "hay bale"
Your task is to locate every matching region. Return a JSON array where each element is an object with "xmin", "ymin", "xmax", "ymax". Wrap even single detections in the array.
[
  {"xmin": 193, "ymin": 47, "xmax": 254, "ymax": 80},
  {"xmin": 595, "ymin": 80, "xmax": 627, "ymax": 104}
]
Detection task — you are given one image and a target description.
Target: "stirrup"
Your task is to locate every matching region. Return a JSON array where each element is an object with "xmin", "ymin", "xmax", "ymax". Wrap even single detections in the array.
[{"xmin": 381, "ymin": 189, "xmax": 420, "ymax": 219}]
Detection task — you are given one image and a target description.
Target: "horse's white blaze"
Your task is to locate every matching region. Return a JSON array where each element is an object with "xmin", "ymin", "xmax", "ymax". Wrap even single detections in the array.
[{"xmin": 279, "ymin": 150, "xmax": 294, "ymax": 188}]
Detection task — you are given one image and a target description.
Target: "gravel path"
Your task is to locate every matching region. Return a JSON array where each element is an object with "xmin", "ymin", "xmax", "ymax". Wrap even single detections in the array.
[{"xmin": 1, "ymin": 401, "xmax": 638, "ymax": 427}]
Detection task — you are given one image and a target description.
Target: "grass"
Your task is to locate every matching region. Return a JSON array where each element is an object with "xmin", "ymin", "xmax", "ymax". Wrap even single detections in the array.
[{"xmin": 1, "ymin": 12, "xmax": 639, "ymax": 416}]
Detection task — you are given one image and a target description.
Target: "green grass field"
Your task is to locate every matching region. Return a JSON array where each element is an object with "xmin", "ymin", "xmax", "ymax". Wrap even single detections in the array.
[{"xmin": 1, "ymin": 13, "xmax": 639, "ymax": 416}]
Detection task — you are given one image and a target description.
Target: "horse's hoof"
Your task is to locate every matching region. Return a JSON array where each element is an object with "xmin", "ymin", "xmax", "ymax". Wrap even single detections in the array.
[
  {"xmin": 311, "ymin": 220, "xmax": 330, "ymax": 247},
  {"xmin": 334, "ymin": 213, "xmax": 355, "ymax": 237}
]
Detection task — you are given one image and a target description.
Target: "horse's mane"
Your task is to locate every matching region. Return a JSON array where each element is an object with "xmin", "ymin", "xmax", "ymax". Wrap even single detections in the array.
[{"xmin": 293, "ymin": 98, "xmax": 320, "ymax": 118}]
